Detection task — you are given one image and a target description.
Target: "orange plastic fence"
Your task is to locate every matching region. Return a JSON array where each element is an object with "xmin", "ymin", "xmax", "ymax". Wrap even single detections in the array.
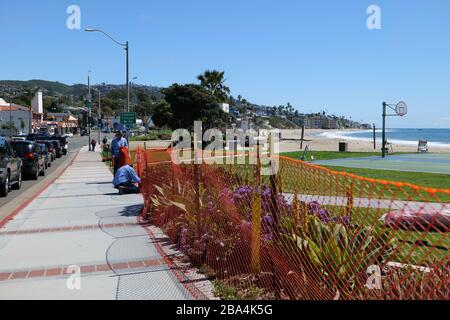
[{"xmin": 134, "ymin": 147, "xmax": 450, "ymax": 300}]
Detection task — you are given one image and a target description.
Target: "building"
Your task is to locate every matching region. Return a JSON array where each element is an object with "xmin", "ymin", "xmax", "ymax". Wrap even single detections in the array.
[
  {"xmin": 322, "ymin": 117, "xmax": 340, "ymax": 130},
  {"xmin": 218, "ymin": 103, "xmax": 230, "ymax": 113},
  {"xmin": 0, "ymin": 97, "xmax": 45, "ymax": 136},
  {"xmin": 32, "ymin": 91, "xmax": 44, "ymax": 122},
  {"xmin": 0, "ymin": 98, "xmax": 32, "ymax": 135}
]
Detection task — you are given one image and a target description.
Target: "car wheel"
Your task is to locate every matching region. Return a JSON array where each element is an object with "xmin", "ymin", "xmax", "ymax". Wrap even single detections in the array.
[
  {"xmin": 11, "ymin": 171, "xmax": 22, "ymax": 190},
  {"xmin": 32, "ymin": 167, "xmax": 39, "ymax": 180},
  {"xmin": 0, "ymin": 174, "xmax": 9, "ymax": 197},
  {"xmin": 40, "ymin": 165, "xmax": 46, "ymax": 176}
]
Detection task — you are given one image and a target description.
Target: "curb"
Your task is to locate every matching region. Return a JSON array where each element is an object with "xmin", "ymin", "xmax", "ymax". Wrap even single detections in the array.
[{"xmin": 0, "ymin": 150, "xmax": 80, "ymax": 229}]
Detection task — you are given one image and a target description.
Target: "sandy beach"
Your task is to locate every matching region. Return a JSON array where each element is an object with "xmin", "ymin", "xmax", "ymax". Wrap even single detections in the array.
[
  {"xmin": 279, "ymin": 129, "xmax": 450, "ymax": 153},
  {"xmin": 130, "ymin": 129, "xmax": 450, "ymax": 154}
]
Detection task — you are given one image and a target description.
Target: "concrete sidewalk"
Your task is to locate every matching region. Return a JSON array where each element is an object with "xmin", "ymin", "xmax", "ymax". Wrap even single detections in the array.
[{"xmin": 0, "ymin": 147, "xmax": 213, "ymax": 300}]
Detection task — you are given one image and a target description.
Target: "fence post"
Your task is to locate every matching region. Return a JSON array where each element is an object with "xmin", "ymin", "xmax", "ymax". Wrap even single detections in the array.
[
  {"xmin": 270, "ymin": 161, "xmax": 280, "ymax": 230},
  {"xmin": 346, "ymin": 181, "xmax": 354, "ymax": 218},
  {"xmin": 252, "ymin": 145, "xmax": 262, "ymax": 274},
  {"xmin": 193, "ymin": 134, "xmax": 202, "ymax": 239}
]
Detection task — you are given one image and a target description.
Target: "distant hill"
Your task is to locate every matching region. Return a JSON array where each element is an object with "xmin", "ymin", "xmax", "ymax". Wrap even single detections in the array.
[{"xmin": 0, "ymin": 80, "xmax": 163, "ymax": 98}]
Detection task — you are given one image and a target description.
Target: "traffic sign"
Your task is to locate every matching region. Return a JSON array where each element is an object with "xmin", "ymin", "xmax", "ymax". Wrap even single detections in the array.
[
  {"xmin": 120, "ymin": 112, "xmax": 137, "ymax": 127},
  {"xmin": 85, "ymin": 100, "xmax": 93, "ymax": 110}
]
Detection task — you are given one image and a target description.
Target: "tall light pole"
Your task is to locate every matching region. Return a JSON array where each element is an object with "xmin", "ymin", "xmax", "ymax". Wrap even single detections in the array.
[
  {"xmin": 98, "ymin": 90, "xmax": 101, "ymax": 144},
  {"xmin": 85, "ymin": 28, "xmax": 130, "ymax": 113},
  {"xmin": 88, "ymin": 71, "xmax": 92, "ymax": 151},
  {"xmin": 9, "ymin": 102, "xmax": 12, "ymax": 138}
]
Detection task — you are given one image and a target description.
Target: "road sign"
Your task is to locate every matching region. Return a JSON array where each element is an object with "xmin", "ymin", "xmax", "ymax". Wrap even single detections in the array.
[
  {"xmin": 120, "ymin": 112, "xmax": 137, "ymax": 127},
  {"xmin": 85, "ymin": 100, "xmax": 93, "ymax": 110}
]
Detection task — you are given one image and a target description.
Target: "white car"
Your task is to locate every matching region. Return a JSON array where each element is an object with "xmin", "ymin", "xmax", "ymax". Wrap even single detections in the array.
[{"xmin": 64, "ymin": 133, "xmax": 74, "ymax": 138}]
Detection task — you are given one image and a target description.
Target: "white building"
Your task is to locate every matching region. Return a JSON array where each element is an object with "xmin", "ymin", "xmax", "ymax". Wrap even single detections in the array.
[
  {"xmin": 32, "ymin": 91, "xmax": 44, "ymax": 122},
  {"xmin": 218, "ymin": 103, "xmax": 230, "ymax": 113},
  {"xmin": 0, "ymin": 98, "xmax": 32, "ymax": 135}
]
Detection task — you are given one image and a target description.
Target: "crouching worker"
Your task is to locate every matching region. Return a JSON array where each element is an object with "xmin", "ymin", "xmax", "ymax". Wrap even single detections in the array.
[{"xmin": 113, "ymin": 164, "xmax": 141, "ymax": 195}]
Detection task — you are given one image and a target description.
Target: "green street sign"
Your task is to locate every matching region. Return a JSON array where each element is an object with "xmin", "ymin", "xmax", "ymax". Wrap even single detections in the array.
[
  {"xmin": 120, "ymin": 112, "xmax": 137, "ymax": 127},
  {"xmin": 85, "ymin": 100, "xmax": 93, "ymax": 110}
]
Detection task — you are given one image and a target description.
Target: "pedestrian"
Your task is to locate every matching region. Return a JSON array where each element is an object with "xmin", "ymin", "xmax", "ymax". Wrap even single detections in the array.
[
  {"xmin": 112, "ymin": 164, "xmax": 141, "ymax": 195},
  {"xmin": 111, "ymin": 131, "xmax": 128, "ymax": 175},
  {"xmin": 91, "ymin": 138, "xmax": 97, "ymax": 152}
]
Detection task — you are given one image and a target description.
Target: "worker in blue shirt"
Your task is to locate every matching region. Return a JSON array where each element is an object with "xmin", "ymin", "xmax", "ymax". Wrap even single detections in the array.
[
  {"xmin": 111, "ymin": 131, "xmax": 128, "ymax": 175},
  {"xmin": 113, "ymin": 164, "xmax": 141, "ymax": 195}
]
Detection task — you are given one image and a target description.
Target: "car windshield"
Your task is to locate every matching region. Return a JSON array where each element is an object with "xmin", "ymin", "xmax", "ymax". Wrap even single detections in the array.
[{"xmin": 11, "ymin": 142, "xmax": 32, "ymax": 157}]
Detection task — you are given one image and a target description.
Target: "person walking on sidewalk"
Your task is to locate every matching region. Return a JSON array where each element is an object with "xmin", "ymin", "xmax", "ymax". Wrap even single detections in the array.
[
  {"xmin": 113, "ymin": 164, "xmax": 141, "ymax": 195},
  {"xmin": 91, "ymin": 138, "xmax": 97, "ymax": 152},
  {"xmin": 111, "ymin": 131, "xmax": 128, "ymax": 175}
]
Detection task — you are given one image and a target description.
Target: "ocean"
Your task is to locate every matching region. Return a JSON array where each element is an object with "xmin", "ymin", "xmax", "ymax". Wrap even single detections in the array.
[{"xmin": 321, "ymin": 128, "xmax": 450, "ymax": 147}]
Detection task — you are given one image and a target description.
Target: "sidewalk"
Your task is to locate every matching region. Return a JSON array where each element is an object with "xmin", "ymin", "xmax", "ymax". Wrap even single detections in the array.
[{"xmin": 0, "ymin": 147, "xmax": 213, "ymax": 300}]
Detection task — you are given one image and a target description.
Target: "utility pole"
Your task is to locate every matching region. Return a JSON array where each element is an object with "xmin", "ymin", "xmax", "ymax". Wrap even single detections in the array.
[
  {"xmin": 9, "ymin": 102, "xmax": 12, "ymax": 138},
  {"xmin": 382, "ymin": 102, "xmax": 387, "ymax": 158},
  {"xmin": 126, "ymin": 41, "xmax": 130, "ymax": 112},
  {"xmin": 98, "ymin": 91, "xmax": 101, "ymax": 144},
  {"xmin": 88, "ymin": 71, "xmax": 92, "ymax": 151}
]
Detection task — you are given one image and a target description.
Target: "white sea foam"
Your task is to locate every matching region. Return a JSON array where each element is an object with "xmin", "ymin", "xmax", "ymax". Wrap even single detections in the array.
[{"xmin": 320, "ymin": 130, "xmax": 450, "ymax": 148}]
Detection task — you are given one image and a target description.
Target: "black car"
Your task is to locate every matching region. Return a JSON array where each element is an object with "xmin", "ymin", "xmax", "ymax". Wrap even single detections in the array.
[
  {"xmin": 50, "ymin": 140, "xmax": 63, "ymax": 158},
  {"xmin": 38, "ymin": 144, "xmax": 52, "ymax": 169},
  {"xmin": 0, "ymin": 138, "xmax": 23, "ymax": 197},
  {"xmin": 37, "ymin": 140, "xmax": 56, "ymax": 161},
  {"xmin": 54, "ymin": 136, "xmax": 68, "ymax": 155},
  {"xmin": 10, "ymin": 140, "xmax": 46, "ymax": 180},
  {"xmin": 26, "ymin": 133, "xmax": 51, "ymax": 141}
]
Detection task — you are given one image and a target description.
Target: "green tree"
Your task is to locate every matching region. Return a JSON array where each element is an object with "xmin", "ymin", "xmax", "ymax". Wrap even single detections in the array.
[
  {"xmin": 152, "ymin": 101, "xmax": 174, "ymax": 128},
  {"xmin": 197, "ymin": 70, "xmax": 230, "ymax": 103},
  {"xmin": 162, "ymin": 84, "xmax": 230, "ymax": 130}
]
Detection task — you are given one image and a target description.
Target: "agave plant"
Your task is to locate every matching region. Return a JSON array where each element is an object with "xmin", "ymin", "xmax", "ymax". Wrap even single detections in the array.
[{"xmin": 294, "ymin": 216, "xmax": 396, "ymax": 298}]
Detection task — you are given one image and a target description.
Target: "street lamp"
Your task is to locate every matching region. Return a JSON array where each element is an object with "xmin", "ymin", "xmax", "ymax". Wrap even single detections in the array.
[{"xmin": 85, "ymin": 28, "xmax": 130, "ymax": 113}]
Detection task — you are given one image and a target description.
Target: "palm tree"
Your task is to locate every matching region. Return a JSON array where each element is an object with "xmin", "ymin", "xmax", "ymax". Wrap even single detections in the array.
[{"xmin": 197, "ymin": 70, "xmax": 230, "ymax": 103}]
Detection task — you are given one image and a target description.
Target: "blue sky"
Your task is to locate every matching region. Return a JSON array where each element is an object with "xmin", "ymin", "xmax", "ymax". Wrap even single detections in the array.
[{"xmin": 1, "ymin": 0, "xmax": 449, "ymax": 128}]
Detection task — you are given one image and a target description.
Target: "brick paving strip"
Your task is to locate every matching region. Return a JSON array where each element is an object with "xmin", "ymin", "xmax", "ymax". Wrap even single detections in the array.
[
  {"xmin": 0, "ymin": 222, "xmax": 139, "ymax": 236},
  {"xmin": 0, "ymin": 257, "xmax": 167, "ymax": 282}
]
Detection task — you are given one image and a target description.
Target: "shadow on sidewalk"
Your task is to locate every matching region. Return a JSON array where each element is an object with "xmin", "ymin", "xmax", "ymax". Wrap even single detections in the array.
[{"xmin": 117, "ymin": 204, "xmax": 143, "ymax": 218}]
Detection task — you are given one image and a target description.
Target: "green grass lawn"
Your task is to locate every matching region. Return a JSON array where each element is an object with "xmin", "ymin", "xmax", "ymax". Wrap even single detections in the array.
[
  {"xmin": 325, "ymin": 166, "xmax": 450, "ymax": 191},
  {"xmin": 324, "ymin": 205, "xmax": 449, "ymax": 266},
  {"xmin": 281, "ymin": 151, "xmax": 382, "ymax": 161}
]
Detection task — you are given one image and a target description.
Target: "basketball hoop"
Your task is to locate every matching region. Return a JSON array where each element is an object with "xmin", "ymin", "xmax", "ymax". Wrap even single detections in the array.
[{"xmin": 395, "ymin": 101, "xmax": 408, "ymax": 117}]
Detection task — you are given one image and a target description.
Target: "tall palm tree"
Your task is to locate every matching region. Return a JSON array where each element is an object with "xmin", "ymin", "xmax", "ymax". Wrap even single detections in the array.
[{"xmin": 197, "ymin": 70, "xmax": 230, "ymax": 102}]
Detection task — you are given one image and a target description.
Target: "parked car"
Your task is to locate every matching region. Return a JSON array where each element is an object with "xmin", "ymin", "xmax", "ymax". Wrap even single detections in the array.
[
  {"xmin": 54, "ymin": 136, "xmax": 68, "ymax": 155},
  {"xmin": 39, "ymin": 144, "xmax": 52, "ymax": 169},
  {"xmin": 26, "ymin": 133, "xmax": 51, "ymax": 141},
  {"xmin": 50, "ymin": 140, "xmax": 63, "ymax": 158},
  {"xmin": 12, "ymin": 136, "xmax": 27, "ymax": 141},
  {"xmin": 37, "ymin": 141, "xmax": 56, "ymax": 161},
  {"xmin": 0, "ymin": 137, "xmax": 23, "ymax": 197},
  {"xmin": 10, "ymin": 140, "xmax": 46, "ymax": 180}
]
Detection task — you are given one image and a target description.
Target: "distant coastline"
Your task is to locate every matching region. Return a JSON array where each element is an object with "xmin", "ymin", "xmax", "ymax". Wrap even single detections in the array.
[{"xmin": 279, "ymin": 129, "xmax": 450, "ymax": 153}]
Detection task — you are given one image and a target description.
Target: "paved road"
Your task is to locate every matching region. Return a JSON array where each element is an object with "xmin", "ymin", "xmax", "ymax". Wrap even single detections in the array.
[{"xmin": 0, "ymin": 136, "xmax": 89, "ymax": 209}]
